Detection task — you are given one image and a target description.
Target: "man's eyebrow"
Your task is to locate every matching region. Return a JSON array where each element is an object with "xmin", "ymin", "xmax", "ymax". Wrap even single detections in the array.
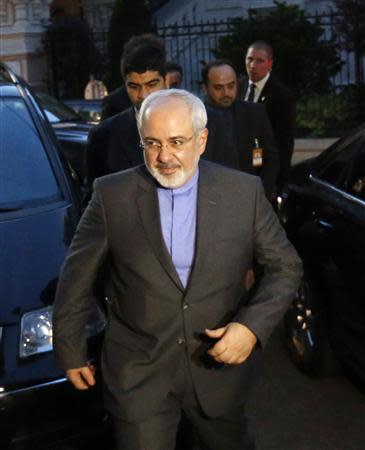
[
  {"xmin": 145, "ymin": 78, "xmax": 161, "ymax": 85},
  {"xmin": 143, "ymin": 135, "xmax": 161, "ymax": 141},
  {"xmin": 144, "ymin": 135, "xmax": 186, "ymax": 140},
  {"xmin": 168, "ymin": 135, "xmax": 186, "ymax": 139}
]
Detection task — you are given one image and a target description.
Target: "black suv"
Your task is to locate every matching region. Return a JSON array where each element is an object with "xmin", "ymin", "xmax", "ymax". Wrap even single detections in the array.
[
  {"xmin": 277, "ymin": 124, "xmax": 365, "ymax": 392},
  {"xmin": 0, "ymin": 65, "xmax": 106, "ymax": 448}
]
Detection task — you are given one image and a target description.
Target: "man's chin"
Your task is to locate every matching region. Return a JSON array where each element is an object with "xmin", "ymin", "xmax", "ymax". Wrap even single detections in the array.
[
  {"xmin": 152, "ymin": 169, "xmax": 187, "ymax": 189},
  {"xmin": 219, "ymin": 101, "xmax": 233, "ymax": 108}
]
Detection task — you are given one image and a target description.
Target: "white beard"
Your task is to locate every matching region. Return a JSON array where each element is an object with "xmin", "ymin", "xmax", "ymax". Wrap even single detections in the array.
[{"xmin": 144, "ymin": 152, "xmax": 200, "ymax": 189}]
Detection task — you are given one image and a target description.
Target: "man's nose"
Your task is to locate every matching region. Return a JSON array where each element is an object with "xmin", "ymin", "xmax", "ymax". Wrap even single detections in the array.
[
  {"xmin": 157, "ymin": 145, "xmax": 173, "ymax": 162},
  {"xmin": 138, "ymin": 85, "xmax": 150, "ymax": 101}
]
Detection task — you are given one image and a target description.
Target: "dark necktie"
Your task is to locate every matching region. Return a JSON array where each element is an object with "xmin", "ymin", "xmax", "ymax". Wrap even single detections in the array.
[{"xmin": 247, "ymin": 83, "xmax": 256, "ymax": 102}]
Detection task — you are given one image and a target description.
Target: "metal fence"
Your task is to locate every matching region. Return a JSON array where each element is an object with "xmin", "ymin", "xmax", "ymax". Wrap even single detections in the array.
[
  {"xmin": 158, "ymin": 20, "xmax": 236, "ymax": 95},
  {"xmin": 157, "ymin": 13, "xmax": 365, "ymax": 94},
  {"xmin": 45, "ymin": 11, "xmax": 365, "ymax": 136},
  {"xmin": 156, "ymin": 13, "xmax": 365, "ymax": 136}
]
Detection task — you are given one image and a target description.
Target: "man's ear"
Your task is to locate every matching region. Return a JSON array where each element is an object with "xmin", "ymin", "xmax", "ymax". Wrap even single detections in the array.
[
  {"xmin": 198, "ymin": 128, "xmax": 209, "ymax": 155},
  {"xmin": 164, "ymin": 75, "xmax": 170, "ymax": 89}
]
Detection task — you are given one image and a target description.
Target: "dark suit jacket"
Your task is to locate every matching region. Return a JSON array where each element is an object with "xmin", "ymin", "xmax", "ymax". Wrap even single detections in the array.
[
  {"xmin": 242, "ymin": 75, "xmax": 296, "ymax": 189},
  {"xmin": 101, "ymin": 86, "xmax": 131, "ymax": 121},
  {"xmin": 53, "ymin": 161, "xmax": 302, "ymax": 422},
  {"xmin": 86, "ymin": 106, "xmax": 143, "ymax": 186},
  {"xmin": 204, "ymin": 101, "xmax": 279, "ymax": 198}
]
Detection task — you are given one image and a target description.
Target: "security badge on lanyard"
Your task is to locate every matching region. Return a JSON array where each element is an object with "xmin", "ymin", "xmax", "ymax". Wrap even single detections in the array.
[{"xmin": 252, "ymin": 138, "xmax": 263, "ymax": 167}]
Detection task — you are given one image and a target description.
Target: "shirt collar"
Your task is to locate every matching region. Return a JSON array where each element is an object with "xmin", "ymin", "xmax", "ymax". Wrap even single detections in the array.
[{"xmin": 250, "ymin": 71, "xmax": 271, "ymax": 93}]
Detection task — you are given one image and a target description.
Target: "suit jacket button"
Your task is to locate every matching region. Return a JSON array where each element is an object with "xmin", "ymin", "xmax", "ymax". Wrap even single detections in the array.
[
  {"xmin": 177, "ymin": 338, "xmax": 185, "ymax": 345},
  {"xmin": 183, "ymin": 302, "xmax": 189, "ymax": 310}
]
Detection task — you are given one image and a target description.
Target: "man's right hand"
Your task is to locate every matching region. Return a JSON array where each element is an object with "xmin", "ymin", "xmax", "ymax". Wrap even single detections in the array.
[{"xmin": 66, "ymin": 363, "xmax": 96, "ymax": 390}]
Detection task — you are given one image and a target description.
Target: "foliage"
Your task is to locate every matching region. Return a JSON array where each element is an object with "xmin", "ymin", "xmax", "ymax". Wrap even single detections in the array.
[
  {"xmin": 297, "ymin": 85, "xmax": 365, "ymax": 137},
  {"xmin": 107, "ymin": 0, "xmax": 156, "ymax": 90},
  {"xmin": 214, "ymin": 1, "xmax": 342, "ymax": 98},
  {"xmin": 331, "ymin": 0, "xmax": 365, "ymax": 85},
  {"xmin": 46, "ymin": 15, "xmax": 100, "ymax": 98}
]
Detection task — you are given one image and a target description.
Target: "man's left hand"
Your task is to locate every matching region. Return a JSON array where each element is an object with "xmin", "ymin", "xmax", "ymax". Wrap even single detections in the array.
[{"xmin": 205, "ymin": 322, "xmax": 257, "ymax": 365}]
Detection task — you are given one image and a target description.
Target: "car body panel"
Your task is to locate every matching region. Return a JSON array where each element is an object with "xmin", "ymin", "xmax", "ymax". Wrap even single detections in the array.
[
  {"xmin": 279, "ymin": 124, "xmax": 365, "ymax": 389},
  {"xmin": 0, "ymin": 203, "xmax": 75, "ymax": 323},
  {"xmin": 0, "ymin": 62, "xmax": 105, "ymax": 449}
]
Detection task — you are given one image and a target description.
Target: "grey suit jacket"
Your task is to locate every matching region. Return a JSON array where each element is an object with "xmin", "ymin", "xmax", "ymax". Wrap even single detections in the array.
[{"xmin": 53, "ymin": 161, "xmax": 302, "ymax": 421}]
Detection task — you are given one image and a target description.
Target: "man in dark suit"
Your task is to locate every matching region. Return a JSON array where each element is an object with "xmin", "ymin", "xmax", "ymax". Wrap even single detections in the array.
[
  {"xmin": 243, "ymin": 41, "xmax": 296, "ymax": 190},
  {"xmin": 201, "ymin": 60, "xmax": 279, "ymax": 199},
  {"xmin": 53, "ymin": 89, "xmax": 302, "ymax": 450},
  {"xmin": 100, "ymin": 85, "xmax": 132, "ymax": 121},
  {"xmin": 86, "ymin": 34, "xmax": 168, "ymax": 186}
]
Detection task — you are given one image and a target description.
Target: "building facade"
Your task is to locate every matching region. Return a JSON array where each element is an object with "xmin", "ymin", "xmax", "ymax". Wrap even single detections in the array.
[
  {"xmin": 0, "ymin": 0, "xmax": 53, "ymax": 90},
  {"xmin": 154, "ymin": 0, "xmax": 332, "ymax": 25}
]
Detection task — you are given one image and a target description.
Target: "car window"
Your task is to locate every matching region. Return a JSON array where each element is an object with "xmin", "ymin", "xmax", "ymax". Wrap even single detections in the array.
[
  {"xmin": 0, "ymin": 97, "xmax": 62, "ymax": 209},
  {"xmin": 346, "ymin": 146, "xmax": 365, "ymax": 200},
  {"xmin": 36, "ymin": 92, "xmax": 81, "ymax": 123},
  {"xmin": 318, "ymin": 134, "xmax": 365, "ymax": 188}
]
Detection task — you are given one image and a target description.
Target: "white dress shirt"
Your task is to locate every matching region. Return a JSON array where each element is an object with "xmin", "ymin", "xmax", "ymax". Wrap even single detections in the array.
[{"xmin": 244, "ymin": 71, "xmax": 271, "ymax": 102}]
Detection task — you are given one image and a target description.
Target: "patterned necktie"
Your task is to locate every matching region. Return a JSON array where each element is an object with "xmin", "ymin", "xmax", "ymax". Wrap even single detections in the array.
[{"xmin": 247, "ymin": 83, "xmax": 256, "ymax": 102}]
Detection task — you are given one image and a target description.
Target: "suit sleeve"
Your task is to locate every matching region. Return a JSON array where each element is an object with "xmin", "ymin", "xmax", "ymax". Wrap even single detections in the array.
[
  {"xmin": 53, "ymin": 181, "xmax": 108, "ymax": 370},
  {"xmin": 233, "ymin": 179, "xmax": 302, "ymax": 346},
  {"xmin": 270, "ymin": 89, "xmax": 296, "ymax": 187},
  {"xmin": 256, "ymin": 107, "xmax": 280, "ymax": 198}
]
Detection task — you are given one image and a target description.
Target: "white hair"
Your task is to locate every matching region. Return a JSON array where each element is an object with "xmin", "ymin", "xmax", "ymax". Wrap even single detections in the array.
[{"xmin": 137, "ymin": 89, "xmax": 207, "ymax": 134}]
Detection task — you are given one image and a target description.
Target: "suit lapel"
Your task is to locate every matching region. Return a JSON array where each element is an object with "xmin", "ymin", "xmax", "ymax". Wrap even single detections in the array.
[
  {"xmin": 259, "ymin": 75, "xmax": 273, "ymax": 103},
  {"xmin": 186, "ymin": 162, "xmax": 220, "ymax": 291},
  {"xmin": 136, "ymin": 169, "xmax": 184, "ymax": 292}
]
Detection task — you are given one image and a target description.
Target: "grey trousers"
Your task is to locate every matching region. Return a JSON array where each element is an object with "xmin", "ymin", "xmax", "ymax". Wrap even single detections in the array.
[{"xmin": 113, "ymin": 350, "xmax": 256, "ymax": 450}]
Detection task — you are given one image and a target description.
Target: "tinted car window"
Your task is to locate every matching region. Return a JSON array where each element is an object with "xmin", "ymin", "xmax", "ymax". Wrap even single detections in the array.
[
  {"xmin": 319, "ymin": 135, "xmax": 364, "ymax": 186},
  {"xmin": 36, "ymin": 92, "xmax": 81, "ymax": 123},
  {"xmin": 347, "ymin": 145, "xmax": 365, "ymax": 200},
  {"xmin": 0, "ymin": 97, "xmax": 62, "ymax": 208}
]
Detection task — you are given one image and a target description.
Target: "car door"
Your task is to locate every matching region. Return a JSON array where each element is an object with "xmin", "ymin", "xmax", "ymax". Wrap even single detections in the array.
[{"xmin": 308, "ymin": 133, "xmax": 365, "ymax": 385}]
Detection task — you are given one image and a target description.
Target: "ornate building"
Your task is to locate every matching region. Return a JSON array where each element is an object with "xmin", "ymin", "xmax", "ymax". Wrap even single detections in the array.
[
  {"xmin": 0, "ymin": 0, "xmax": 53, "ymax": 89},
  {"xmin": 0, "ymin": 0, "xmax": 112, "ymax": 91}
]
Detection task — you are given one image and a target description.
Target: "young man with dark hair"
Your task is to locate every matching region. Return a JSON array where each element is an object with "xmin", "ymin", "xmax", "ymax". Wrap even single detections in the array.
[{"xmin": 87, "ymin": 34, "xmax": 168, "ymax": 185}]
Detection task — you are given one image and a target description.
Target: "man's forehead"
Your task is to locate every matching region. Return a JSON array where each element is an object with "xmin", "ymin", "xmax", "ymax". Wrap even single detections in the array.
[
  {"xmin": 146, "ymin": 97, "xmax": 188, "ymax": 115},
  {"xmin": 142, "ymin": 99, "xmax": 192, "ymax": 130},
  {"xmin": 126, "ymin": 70, "xmax": 164, "ymax": 84},
  {"xmin": 246, "ymin": 48, "xmax": 271, "ymax": 60},
  {"xmin": 208, "ymin": 65, "xmax": 236, "ymax": 81}
]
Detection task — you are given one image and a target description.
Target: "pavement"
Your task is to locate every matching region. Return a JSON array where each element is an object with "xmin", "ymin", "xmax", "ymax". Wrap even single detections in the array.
[
  {"xmin": 247, "ymin": 327, "xmax": 365, "ymax": 450},
  {"xmin": 292, "ymin": 138, "xmax": 338, "ymax": 165}
]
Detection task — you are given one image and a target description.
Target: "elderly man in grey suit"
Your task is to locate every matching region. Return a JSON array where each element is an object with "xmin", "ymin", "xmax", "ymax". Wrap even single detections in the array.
[{"xmin": 53, "ymin": 89, "xmax": 302, "ymax": 450}]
